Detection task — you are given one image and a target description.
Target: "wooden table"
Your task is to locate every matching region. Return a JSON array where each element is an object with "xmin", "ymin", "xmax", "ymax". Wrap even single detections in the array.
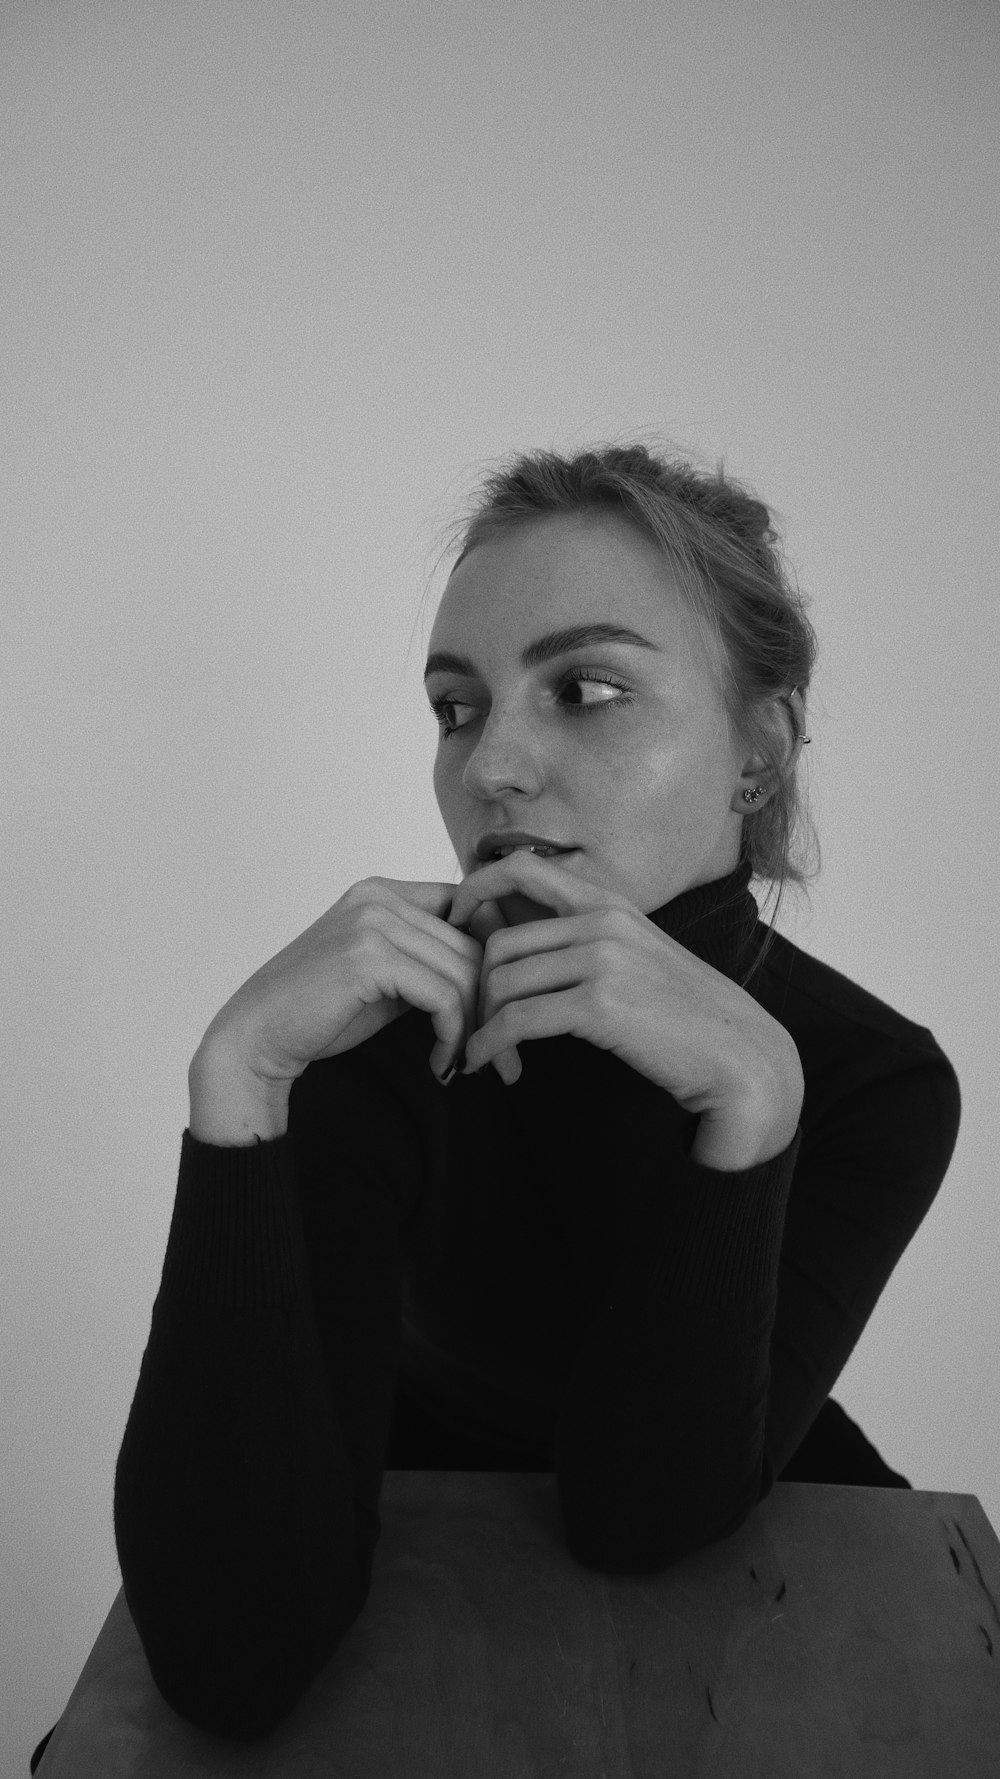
[{"xmin": 36, "ymin": 1475, "xmax": 1000, "ymax": 1777}]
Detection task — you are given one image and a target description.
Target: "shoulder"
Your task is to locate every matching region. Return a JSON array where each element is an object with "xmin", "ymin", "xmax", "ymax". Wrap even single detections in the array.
[
  {"xmin": 751, "ymin": 924, "xmax": 951, "ymax": 1057},
  {"xmin": 750, "ymin": 926, "xmax": 961, "ymax": 1163}
]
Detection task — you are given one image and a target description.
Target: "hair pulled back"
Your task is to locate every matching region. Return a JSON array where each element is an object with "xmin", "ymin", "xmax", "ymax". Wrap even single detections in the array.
[{"xmin": 429, "ymin": 436, "xmax": 821, "ymax": 984}]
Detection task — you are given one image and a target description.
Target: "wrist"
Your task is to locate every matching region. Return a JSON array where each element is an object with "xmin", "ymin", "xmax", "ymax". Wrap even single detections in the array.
[
  {"xmin": 188, "ymin": 1035, "xmax": 291, "ymax": 1146},
  {"xmin": 690, "ymin": 1108, "xmax": 797, "ymax": 1172},
  {"xmin": 690, "ymin": 1067, "xmax": 803, "ymax": 1173}
]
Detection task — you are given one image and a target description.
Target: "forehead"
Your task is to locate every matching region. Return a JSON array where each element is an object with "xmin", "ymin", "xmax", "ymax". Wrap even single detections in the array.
[{"xmin": 432, "ymin": 511, "xmax": 696, "ymax": 650}]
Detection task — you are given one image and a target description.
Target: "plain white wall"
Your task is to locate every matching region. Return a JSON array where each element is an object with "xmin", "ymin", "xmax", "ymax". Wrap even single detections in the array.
[{"xmin": 4, "ymin": 0, "xmax": 998, "ymax": 1767}]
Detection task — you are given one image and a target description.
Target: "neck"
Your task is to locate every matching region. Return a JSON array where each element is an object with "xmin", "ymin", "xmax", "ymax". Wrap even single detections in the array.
[{"xmin": 648, "ymin": 855, "xmax": 761, "ymax": 985}]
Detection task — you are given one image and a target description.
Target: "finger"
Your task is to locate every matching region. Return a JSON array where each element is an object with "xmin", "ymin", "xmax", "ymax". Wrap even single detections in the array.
[
  {"xmin": 470, "ymin": 905, "xmax": 505, "ymax": 1027},
  {"xmin": 370, "ymin": 913, "xmax": 483, "ymax": 1081},
  {"xmin": 464, "ymin": 985, "xmax": 580, "ymax": 1076},
  {"xmin": 409, "ymin": 925, "xmax": 484, "ymax": 1080},
  {"xmin": 354, "ymin": 882, "xmax": 504, "ymax": 1085},
  {"xmin": 473, "ymin": 907, "xmax": 523, "ymax": 1083},
  {"xmin": 448, "ymin": 848, "xmax": 602, "ymax": 932},
  {"xmin": 466, "ymin": 901, "xmax": 508, "ymax": 946},
  {"xmin": 469, "ymin": 943, "xmax": 590, "ymax": 1083},
  {"xmin": 452, "ymin": 901, "xmax": 522, "ymax": 1085},
  {"xmin": 466, "ymin": 903, "xmax": 524, "ymax": 1082}
]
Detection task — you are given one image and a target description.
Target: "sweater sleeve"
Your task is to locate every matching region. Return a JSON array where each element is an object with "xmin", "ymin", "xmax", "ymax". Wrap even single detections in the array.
[
  {"xmin": 762, "ymin": 1042, "xmax": 962, "ymax": 1476},
  {"xmin": 552, "ymin": 1039, "xmax": 961, "ymax": 1577},
  {"xmin": 113, "ymin": 1107, "xmax": 403, "ymax": 1742},
  {"xmin": 552, "ymin": 1122, "xmax": 801, "ymax": 1574}
]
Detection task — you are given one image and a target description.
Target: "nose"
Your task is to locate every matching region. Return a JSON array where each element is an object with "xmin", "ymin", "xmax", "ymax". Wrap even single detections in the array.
[{"xmin": 458, "ymin": 708, "xmax": 546, "ymax": 799}]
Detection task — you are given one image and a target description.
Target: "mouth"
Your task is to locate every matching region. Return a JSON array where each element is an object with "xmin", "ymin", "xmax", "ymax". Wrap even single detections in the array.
[{"xmin": 477, "ymin": 843, "xmax": 579, "ymax": 867}]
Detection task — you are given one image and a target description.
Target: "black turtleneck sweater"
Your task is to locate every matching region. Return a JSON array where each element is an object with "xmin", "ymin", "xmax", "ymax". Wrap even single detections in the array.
[{"xmin": 112, "ymin": 859, "xmax": 962, "ymax": 1740}]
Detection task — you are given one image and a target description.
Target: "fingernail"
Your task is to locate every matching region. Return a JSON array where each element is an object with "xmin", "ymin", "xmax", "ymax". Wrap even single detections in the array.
[{"xmin": 436, "ymin": 1063, "xmax": 457, "ymax": 1086}]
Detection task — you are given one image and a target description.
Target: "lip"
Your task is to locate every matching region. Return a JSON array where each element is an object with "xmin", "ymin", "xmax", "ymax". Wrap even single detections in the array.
[{"xmin": 474, "ymin": 829, "xmax": 578, "ymax": 863}]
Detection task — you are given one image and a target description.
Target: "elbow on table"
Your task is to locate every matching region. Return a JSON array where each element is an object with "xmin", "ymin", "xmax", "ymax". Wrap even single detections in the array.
[
  {"xmin": 154, "ymin": 1670, "xmax": 308, "ymax": 1744},
  {"xmin": 566, "ymin": 1516, "xmax": 751, "ymax": 1579},
  {"xmin": 562, "ymin": 1487, "xmax": 760, "ymax": 1579},
  {"xmin": 146, "ymin": 1623, "xmax": 352, "ymax": 1744},
  {"xmin": 132, "ymin": 1575, "xmax": 373, "ymax": 1745}
]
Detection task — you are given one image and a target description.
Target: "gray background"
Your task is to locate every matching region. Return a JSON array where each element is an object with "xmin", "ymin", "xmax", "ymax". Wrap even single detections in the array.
[{"xmin": 4, "ymin": 2, "xmax": 997, "ymax": 1769}]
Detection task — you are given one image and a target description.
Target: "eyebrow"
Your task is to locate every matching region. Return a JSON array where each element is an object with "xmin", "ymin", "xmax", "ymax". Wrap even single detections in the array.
[{"xmin": 423, "ymin": 622, "xmax": 660, "ymax": 681}]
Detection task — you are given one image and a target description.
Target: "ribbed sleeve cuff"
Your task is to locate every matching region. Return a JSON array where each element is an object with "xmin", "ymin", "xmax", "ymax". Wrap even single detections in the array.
[
  {"xmin": 158, "ymin": 1128, "xmax": 305, "ymax": 1310},
  {"xmin": 619, "ymin": 1124, "xmax": 801, "ymax": 1309}
]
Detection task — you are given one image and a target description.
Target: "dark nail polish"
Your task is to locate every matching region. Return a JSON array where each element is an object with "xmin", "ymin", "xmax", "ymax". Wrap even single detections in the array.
[{"xmin": 436, "ymin": 1063, "xmax": 457, "ymax": 1086}]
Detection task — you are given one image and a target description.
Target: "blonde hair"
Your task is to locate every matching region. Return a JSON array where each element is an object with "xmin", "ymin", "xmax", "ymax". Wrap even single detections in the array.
[{"xmin": 426, "ymin": 437, "xmax": 821, "ymax": 980}]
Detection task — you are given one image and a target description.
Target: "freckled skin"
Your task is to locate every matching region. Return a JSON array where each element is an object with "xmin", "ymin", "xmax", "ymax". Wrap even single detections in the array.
[{"xmin": 427, "ymin": 511, "xmax": 771, "ymax": 926}]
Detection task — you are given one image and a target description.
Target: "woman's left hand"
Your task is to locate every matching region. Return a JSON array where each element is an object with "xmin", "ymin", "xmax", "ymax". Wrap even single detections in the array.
[{"xmin": 446, "ymin": 849, "xmax": 802, "ymax": 1128}]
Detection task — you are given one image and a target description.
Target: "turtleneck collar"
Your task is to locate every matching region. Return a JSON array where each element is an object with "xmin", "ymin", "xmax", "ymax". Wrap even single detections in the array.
[{"xmin": 647, "ymin": 853, "xmax": 762, "ymax": 986}]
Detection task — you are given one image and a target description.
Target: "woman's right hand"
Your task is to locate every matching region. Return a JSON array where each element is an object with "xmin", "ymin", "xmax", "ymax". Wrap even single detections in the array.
[{"xmin": 193, "ymin": 875, "xmax": 519, "ymax": 1100}]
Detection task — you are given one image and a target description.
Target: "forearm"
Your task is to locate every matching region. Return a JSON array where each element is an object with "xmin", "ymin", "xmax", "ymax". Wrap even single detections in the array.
[
  {"xmin": 114, "ymin": 1132, "xmax": 368, "ymax": 1738},
  {"xmin": 555, "ymin": 1129, "xmax": 799, "ymax": 1572},
  {"xmin": 115, "ymin": 1292, "xmax": 361, "ymax": 1737}
]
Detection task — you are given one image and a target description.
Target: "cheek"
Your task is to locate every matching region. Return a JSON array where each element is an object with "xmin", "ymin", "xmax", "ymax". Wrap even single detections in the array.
[
  {"xmin": 598, "ymin": 737, "xmax": 673, "ymax": 807},
  {"xmin": 600, "ymin": 739, "xmax": 720, "ymax": 848},
  {"xmin": 628, "ymin": 719, "xmax": 719, "ymax": 798}
]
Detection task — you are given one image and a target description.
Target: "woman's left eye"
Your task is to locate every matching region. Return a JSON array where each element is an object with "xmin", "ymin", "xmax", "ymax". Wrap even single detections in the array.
[{"xmin": 429, "ymin": 670, "xmax": 634, "ymax": 739}]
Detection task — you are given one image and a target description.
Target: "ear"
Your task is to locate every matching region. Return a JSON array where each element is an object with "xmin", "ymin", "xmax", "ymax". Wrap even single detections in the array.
[{"xmin": 732, "ymin": 692, "xmax": 802, "ymax": 802}]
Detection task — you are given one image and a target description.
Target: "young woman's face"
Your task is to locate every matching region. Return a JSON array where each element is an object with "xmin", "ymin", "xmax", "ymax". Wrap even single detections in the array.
[{"xmin": 425, "ymin": 511, "xmax": 755, "ymax": 927}]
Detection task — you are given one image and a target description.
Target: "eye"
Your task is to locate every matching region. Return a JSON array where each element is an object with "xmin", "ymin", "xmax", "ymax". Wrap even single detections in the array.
[{"xmin": 428, "ymin": 669, "xmax": 634, "ymax": 739}]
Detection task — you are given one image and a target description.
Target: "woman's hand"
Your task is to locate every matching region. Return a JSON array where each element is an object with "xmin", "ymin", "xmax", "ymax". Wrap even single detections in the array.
[
  {"xmin": 194, "ymin": 875, "xmax": 491, "ymax": 1096},
  {"xmin": 447, "ymin": 850, "xmax": 803, "ymax": 1133}
]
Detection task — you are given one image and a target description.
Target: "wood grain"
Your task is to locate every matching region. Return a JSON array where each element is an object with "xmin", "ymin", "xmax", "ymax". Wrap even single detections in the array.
[{"xmin": 37, "ymin": 1478, "xmax": 1000, "ymax": 1777}]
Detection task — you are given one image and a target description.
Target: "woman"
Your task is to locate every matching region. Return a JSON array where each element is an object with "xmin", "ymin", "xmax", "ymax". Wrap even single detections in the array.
[{"xmin": 36, "ymin": 442, "xmax": 960, "ymax": 1763}]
